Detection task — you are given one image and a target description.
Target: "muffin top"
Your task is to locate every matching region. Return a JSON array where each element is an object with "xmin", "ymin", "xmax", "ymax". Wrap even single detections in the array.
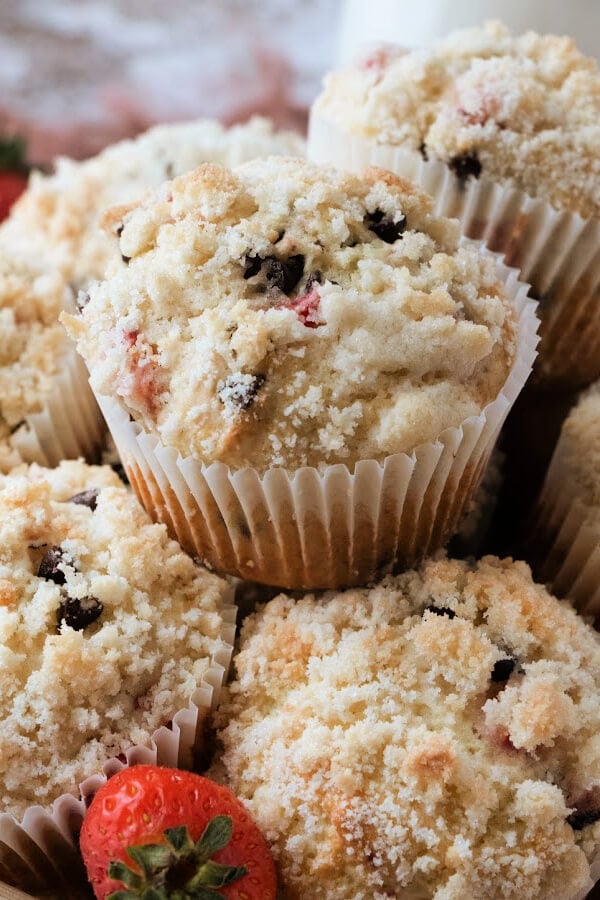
[
  {"xmin": 312, "ymin": 21, "xmax": 600, "ymax": 218},
  {"xmin": 552, "ymin": 380, "xmax": 600, "ymax": 526},
  {"xmin": 0, "ymin": 460, "xmax": 230, "ymax": 817},
  {"xmin": 1, "ymin": 116, "xmax": 304, "ymax": 289},
  {"xmin": 0, "ymin": 253, "xmax": 72, "ymax": 473},
  {"xmin": 215, "ymin": 556, "xmax": 600, "ymax": 900},
  {"xmin": 65, "ymin": 157, "xmax": 516, "ymax": 471}
]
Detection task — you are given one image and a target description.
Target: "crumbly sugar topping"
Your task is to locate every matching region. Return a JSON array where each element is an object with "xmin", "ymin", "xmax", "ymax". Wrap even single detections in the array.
[
  {"xmin": 0, "ymin": 460, "xmax": 228, "ymax": 816},
  {"xmin": 215, "ymin": 556, "xmax": 600, "ymax": 899},
  {"xmin": 66, "ymin": 157, "xmax": 515, "ymax": 471},
  {"xmin": 313, "ymin": 21, "xmax": 600, "ymax": 218}
]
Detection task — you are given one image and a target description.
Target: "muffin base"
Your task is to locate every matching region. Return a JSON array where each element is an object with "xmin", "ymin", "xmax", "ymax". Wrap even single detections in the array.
[
  {"xmin": 307, "ymin": 113, "xmax": 600, "ymax": 389},
  {"xmin": 96, "ymin": 246, "xmax": 538, "ymax": 590},
  {"xmin": 0, "ymin": 603, "xmax": 236, "ymax": 893}
]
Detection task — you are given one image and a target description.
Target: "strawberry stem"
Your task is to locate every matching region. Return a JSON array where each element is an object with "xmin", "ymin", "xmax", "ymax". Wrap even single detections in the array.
[
  {"xmin": 0, "ymin": 136, "xmax": 29, "ymax": 174},
  {"xmin": 107, "ymin": 816, "xmax": 248, "ymax": 900}
]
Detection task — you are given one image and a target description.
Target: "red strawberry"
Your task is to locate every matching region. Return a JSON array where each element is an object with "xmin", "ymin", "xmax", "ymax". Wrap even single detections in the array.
[
  {"xmin": 0, "ymin": 136, "xmax": 29, "ymax": 221},
  {"xmin": 80, "ymin": 765, "xmax": 277, "ymax": 900}
]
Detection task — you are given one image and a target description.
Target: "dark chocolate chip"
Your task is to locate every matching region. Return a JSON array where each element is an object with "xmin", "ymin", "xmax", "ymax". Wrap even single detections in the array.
[
  {"xmin": 491, "ymin": 657, "xmax": 517, "ymax": 683},
  {"xmin": 37, "ymin": 546, "xmax": 68, "ymax": 585},
  {"xmin": 448, "ymin": 152, "xmax": 482, "ymax": 181},
  {"xmin": 424, "ymin": 605, "xmax": 456, "ymax": 619},
  {"xmin": 243, "ymin": 254, "xmax": 305, "ymax": 295},
  {"xmin": 305, "ymin": 270, "xmax": 323, "ymax": 291},
  {"xmin": 218, "ymin": 373, "xmax": 266, "ymax": 411},
  {"xmin": 365, "ymin": 208, "xmax": 408, "ymax": 244},
  {"xmin": 68, "ymin": 489, "xmax": 99, "ymax": 511},
  {"xmin": 265, "ymin": 255, "xmax": 305, "ymax": 294},
  {"xmin": 9, "ymin": 420, "xmax": 25, "ymax": 435},
  {"xmin": 115, "ymin": 224, "xmax": 124, "ymax": 238},
  {"xmin": 419, "ymin": 142, "xmax": 429, "ymax": 161},
  {"xmin": 243, "ymin": 255, "xmax": 263, "ymax": 279},
  {"xmin": 121, "ymin": 253, "xmax": 131, "ymax": 265},
  {"xmin": 57, "ymin": 595, "xmax": 103, "ymax": 632},
  {"xmin": 567, "ymin": 809, "xmax": 600, "ymax": 831}
]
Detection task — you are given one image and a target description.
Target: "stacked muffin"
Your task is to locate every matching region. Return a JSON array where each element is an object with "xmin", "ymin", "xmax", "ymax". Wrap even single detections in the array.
[{"xmin": 2, "ymin": 20, "xmax": 600, "ymax": 900}]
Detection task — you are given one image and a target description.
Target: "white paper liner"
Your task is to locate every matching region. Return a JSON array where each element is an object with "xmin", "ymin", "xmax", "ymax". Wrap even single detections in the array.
[
  {"xmin": 8, "ymin": 340, "xmax": 106, "ymax": 469},
  {"xmin": 531, "ymin": 432, "xmax": 600, "ymax": 615},
  {"xmin": 93, "ymin": 245, "xmax": 538, "ymax": 590},
  {"xmin": 307, "ymin": 113, "xmax": 600, "ymax": 388},
  {"xmin": 0, "ymin": 600, "xmax": 236, "ymax": 894}
]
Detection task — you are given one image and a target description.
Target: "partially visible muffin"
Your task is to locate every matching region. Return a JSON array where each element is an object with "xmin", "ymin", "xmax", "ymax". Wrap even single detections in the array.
[
  {"xmin": 312, "ymin": 21, "xmax": 600, "ymax": 217},
  {"xmin": 215, "ymin": 556, "xmax": 600, "ymax": 899},
  {"xmin": 1, "ymin": 117, "xmax": 304, "ymax": 290},
  {"xmin": 0, "ymin": 252, "xmax": 89, "ymax": 473},
  {"xmin": 532, "ymin": 381, "xmax": 600, "ymax": 611},
  {"xmin": 65, "ymin": 156, "xmax": 516, "ymax": 470},
  {"xmin": 0, "ymin": 460, "xmax": 231, "ymax": 818}
]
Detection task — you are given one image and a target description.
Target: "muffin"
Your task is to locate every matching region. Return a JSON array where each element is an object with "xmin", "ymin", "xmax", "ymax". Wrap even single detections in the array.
[
  {"xmin": 309, "ymin": 21, "xmax": 600, "ymax": 387},
  {"xmin": 215, "ymin": 555, "xmax": 600, "ymax": 900},
  {"xmin": 0, "ymin": 118, "xmax": 303, "ymax": 474},
  {"xmin": 531, "ymin": 380, "xmax": 600, "ymax": 613},
  {"xmin": 0, "ymin": 252, "xmax": 105, "ymax": 473},
  {"xmin": 0, "ymin": 459, "xmax": 234, "ymax": 821},
  {"xmin": 65, "ymin": 157, "xmax": 537, "ymax": 588}
]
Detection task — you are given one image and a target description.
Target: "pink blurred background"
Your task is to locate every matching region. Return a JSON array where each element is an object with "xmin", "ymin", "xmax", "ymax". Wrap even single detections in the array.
[{"xmin": 0, "ymin": 0, "xmax": 337, "ymax": 163}]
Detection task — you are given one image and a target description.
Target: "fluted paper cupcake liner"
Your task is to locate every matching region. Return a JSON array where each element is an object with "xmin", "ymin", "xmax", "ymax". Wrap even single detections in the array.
[
  {"xmin": 94, "ymin": 245, "xmax": 538, "ymax": 590},
  {"xmin": 307, "ymin": 113, "xmax": 600, "ymax": 388},
  {"xmin": 531, "ymin": 436, "xmax": 600, "ymax": 615},
  {"xmin": 9, "ymin": 341, "xmax": 106, "ymax": 470},
  {"xmin": 0, "ymin": 602, "xmax": 236, "ymax": 895}
]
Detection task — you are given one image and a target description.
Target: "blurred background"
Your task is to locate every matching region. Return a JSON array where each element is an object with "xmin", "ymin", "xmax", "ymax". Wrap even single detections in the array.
[{"xmin": 1, "ymin": 0, "xmax": 599, "ymax": 165}]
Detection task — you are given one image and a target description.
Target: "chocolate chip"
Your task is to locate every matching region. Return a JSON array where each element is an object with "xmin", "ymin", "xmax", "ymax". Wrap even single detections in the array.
[
  {"xmin": 448, "ymin": 152, "xmax": 482, "ymax": 181},
  {"xmin": 57, "ymin": 596, "xmax": 103, "ymax": 632},
  {"xmin": 9, "ymin": 420, "xmax": 25, "ymax": 435},
  {"xmin": 243, "ymin": 255, "xmax": 262, "ymax": 279},
  {"xmin": 365, "ymin": 208, "xmax": 407, "ymax": 244},
  {"xmin": 68, "ymin": 489, "xmax": 99, "ymax": 511},
  {"xmin": 491, "ymin": 657, "xmax": 517, "ymax": 683},
  {"xmin": 37, "ymin": 546, "xmax": 68, "ymax": 585},
  {"xmin": 424, "ymin": 605, "xmax": 456, "ymax": 619},
  {"xmin": 265, "ymin": 255, "xmax": 305, "ymax": 294},
  {"xmin": 121, "ymin": 253, "xmax": 131, "ymax": 265},
  {"xmin": 567, "ymin": 809, "xmax": 600, "ymax": 831},
  {"xmin": 115, "ymin": 224, "xmax": 124, "ymax": 238},
  {"xmin": 218, "ymin": 373, "xmax": 266, "ymax": 411},
  {"xmin": 243, "ymin": 254, "xmax": 305, "ymax": 295},
  {"xmin": 419, "ymin": 142, "xmax": 429, "ymax": 161},
  {"xmin": 305, "ymin": 270, "xmax": 323, "ymax": 291}
]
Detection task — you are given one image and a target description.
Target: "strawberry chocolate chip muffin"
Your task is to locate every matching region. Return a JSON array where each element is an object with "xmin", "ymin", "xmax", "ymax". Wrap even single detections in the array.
[
  {"xmin": 0, "ymin": 459, "xmax": 233, "ymax": 819},
  {"xmin": 215, "ymin": 556, "xmax": 600, "ymax": 900},
  {"xmin": 309, "ymin": 21, "xmax": 600, "ymax": 387},
  {"xmin": 64, "ymin": 157, "xmax": 536, "ymax": 588}
]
